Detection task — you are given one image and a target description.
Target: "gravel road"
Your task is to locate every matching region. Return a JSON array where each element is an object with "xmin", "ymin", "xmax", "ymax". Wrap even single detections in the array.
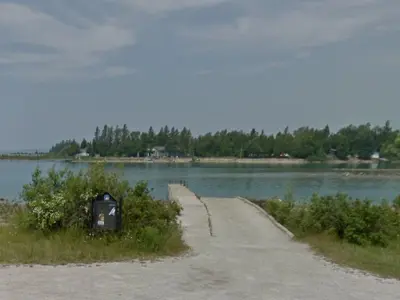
[{"xmin": 0, "ymin": 186, "xmax": 399, "ymax": 300}]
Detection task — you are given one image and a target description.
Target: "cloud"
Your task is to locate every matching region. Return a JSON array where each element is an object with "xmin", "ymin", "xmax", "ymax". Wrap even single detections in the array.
[
  {"xmin": 0, "ymin": 64, "xmax": 137, "ymax": 82},
  {"xmin": 193, "ymin": 60, "xmax": 288, "ymax": 78},
  {"xmin": 96, "ymin": 66, "xmax": 137, "ymax": 78},
  {"xmin": 0, "ymin": 53, "xmax": 56, "ymax": 65},
  {"xmin": 119, "ymin": 0, "xmax": 230, "ymax": 14},
  {"xmin": 1, "ymin": 0, "xmax": 399, "ymax": 81},
  {"xmin": 225, "ymin": 61, "xmax": 289, "ymax": 77},
  {"xmin": 194, "ymin": 69, "xmax": 215, "ymax": 76},
  {"xmin": 0, "ymin": 2, "xmax": 135, "ymax": 80},
  {"xmin": 180, "ymin": 0, "xmax": 400, "ymax": 52},
  {"xmin": 0, "ymin": 0, "xmax": 235, "ymax": 81}
]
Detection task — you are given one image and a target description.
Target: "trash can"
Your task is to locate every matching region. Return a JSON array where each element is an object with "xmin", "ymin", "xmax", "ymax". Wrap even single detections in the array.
[{"xmin": 91, "ymin": 192, "xmax": 122, "ymax": 231}]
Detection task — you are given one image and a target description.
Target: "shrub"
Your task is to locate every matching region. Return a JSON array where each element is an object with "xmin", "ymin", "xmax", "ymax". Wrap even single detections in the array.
[
  {"xmin": 265, "ymin": 199, "xmax": 294, "ymax": 225},
  {"xmin": 262, "ymin": 193, "xmax": 400, "ymax": 247},
  {"xmin": 17, "ymin": 163, "xmax": 183, "ymax": 250}
]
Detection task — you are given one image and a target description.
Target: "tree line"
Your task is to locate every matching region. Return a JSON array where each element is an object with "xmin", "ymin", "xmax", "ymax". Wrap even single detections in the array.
[{"xmin": 49, "ymin": 121, "xmax": 400, "ymax": 160}]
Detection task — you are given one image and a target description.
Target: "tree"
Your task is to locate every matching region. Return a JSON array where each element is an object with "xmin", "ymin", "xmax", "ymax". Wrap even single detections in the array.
[
  {"xmin": 80, "ymin": 139, "xmax": 88, "ymax": 150},
  {"xmin": 381, "ymin": 135, "xmax": 400, "ymax": 159}
]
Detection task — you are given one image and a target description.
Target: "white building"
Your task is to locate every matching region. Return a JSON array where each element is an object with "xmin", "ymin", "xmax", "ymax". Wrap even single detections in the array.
[
  {"xmin": 371, "ymin": 152, "xmax": 380, "ymax": 160},
  {"xmin": 75, "ymin": 149, "xmax": 90, "ymax": 159}
]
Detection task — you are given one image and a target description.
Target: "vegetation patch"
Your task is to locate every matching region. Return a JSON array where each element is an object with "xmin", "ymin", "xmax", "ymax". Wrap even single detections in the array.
[
  {"xmin": 251, "ymin": 194, "xmax": 400, "ymax": 279},
  {"xmin": 0, "ymin": 163, "xmax": 186, "ymax": 265}
]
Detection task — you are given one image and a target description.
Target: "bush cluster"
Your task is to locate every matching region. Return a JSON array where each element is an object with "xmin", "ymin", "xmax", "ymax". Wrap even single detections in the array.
[
  {"xmin": 15, "ymin": 163, "xmax": 183, "ymax": 251},
  {"xmin": 262, "ymin": 193, "xmax": 400, "ymax": 247}
]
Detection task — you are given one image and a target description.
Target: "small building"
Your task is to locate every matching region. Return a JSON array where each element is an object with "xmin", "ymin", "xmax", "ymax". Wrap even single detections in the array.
[
  {"xmin": 371, "ymin": 152, "xmax": 380, "ymax": 160},
  {"xmin": 151, "ymin": 146, "xmax": 167, "ymax": 158},
  {"xmin": 75, "ymin": 149, "xmax": 90, "ymax": 159}
]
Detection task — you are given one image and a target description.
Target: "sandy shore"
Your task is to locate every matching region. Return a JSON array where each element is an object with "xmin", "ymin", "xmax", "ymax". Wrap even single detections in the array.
[{"xmin": 71, "ymin": 157, "xmax": 377, "ymax": 165}]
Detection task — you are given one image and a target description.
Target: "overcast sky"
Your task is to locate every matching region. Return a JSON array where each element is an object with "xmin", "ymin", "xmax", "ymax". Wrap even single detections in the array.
[{"xmin": 1, "ymin": 0, "xmax": 400, "ymax": 150}]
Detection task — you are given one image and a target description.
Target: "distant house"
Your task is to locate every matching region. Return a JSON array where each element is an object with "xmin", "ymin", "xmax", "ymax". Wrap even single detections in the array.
[
  {"xmin": 75, "ymin": 148, "xmax": 90, "ymax": 159},
  {"xmin": 371, "ymin": 152, "xmax": 380, "ymax": 160},
  {"xmin": 151, "ymin": 146, "xmax": 167, "ymax": 158}
]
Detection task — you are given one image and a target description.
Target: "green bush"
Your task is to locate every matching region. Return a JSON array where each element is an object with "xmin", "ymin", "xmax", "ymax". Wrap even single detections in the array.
[
  {"xmin": 17, "ymin": 163, "xmax": 183, "ymax": 250},
  {"xmin": 261, "ymin": 193, "xmax": 400, "ymax": 247}
]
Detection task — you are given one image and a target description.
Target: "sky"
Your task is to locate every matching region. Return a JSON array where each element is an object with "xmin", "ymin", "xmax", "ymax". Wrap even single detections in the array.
[{"xmin": 1, "ymin": 0, "xmax": 400, "ymax": 151}]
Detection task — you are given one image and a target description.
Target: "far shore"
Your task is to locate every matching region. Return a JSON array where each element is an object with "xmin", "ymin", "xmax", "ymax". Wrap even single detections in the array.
[
  {"xmin": 69, "ymin": 156, "xmax": 380, "ymax": 165},
  {"xmin": 0, "ymin": 156, "xmax": 63, "ymax": 161}
]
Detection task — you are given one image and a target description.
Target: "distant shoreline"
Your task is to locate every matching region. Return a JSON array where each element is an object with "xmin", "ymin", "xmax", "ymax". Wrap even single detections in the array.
[
  {"xmin": 0, "ymin": 156, "xmax": 63, "ymax": 161},
  {"xmin": 0, "ymin": 155, "xmax": 391, "ymax": 166},
  {"xmin": 68, "ymin": 157, "xmax": 380, "ymax": 165}
]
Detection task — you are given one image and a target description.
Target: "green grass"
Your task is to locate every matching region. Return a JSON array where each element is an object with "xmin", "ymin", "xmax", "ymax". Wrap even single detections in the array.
[
  {"xmin": 301, "ymin": 234, "xmax": 400, "ymax": 279},
  {"xmin": 0, "ymin": 185, "xmax": 188, "ymax": 265},
  {"xmin": 0, "ymin": 225, "xmax": 187, "ymax": 265},
  {"xmin": 0, "ymin": 202, "xmax": 187, "ymax": 265},
  {"xmin": 0, "ymin": 203, "xmax": 23, "ymax": 225}
]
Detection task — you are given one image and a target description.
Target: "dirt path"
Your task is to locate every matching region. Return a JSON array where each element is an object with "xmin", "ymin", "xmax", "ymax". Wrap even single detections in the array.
[{"xmin": 0, "ymin": 186, "xmax": 399, "ymax": 299}]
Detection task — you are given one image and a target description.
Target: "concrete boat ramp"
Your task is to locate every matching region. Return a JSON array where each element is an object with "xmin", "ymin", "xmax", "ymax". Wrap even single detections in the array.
[{"xmin": 1, "ymin": 184, "xmax": 399, "ymax": 300}]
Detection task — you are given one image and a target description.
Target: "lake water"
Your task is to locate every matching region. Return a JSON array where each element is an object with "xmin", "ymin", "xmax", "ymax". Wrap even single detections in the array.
[{"xmin": 0, "ymin": 160, "xmax": 399, "ymax": 202}]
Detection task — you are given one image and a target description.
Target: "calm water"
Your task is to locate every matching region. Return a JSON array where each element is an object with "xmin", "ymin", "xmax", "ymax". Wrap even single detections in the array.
[{"xmin": 0, "ymin": 160, "xmax": 399, "ymax": 202}]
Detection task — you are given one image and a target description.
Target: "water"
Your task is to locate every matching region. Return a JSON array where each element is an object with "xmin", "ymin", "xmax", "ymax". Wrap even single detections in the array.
[{"xmin": 0, "ymin": 160, "xmax": 399, "ymax": 202}]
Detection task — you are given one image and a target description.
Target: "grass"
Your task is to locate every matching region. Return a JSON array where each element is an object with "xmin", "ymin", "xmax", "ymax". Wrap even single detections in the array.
[
  {"xmin": 0, "ymin": 202, "xmax": 23, "ymax": 225},
  {"xmin": 0, "ymin": 225, "xmax": 187, "ymax": 265},
  {"xmin": 301, "ymin": 234, "xmax": 400, "ymax": 279},
  {"xmin": 0, "ymin": 203, "xmax": 187, "ymax": 265}
]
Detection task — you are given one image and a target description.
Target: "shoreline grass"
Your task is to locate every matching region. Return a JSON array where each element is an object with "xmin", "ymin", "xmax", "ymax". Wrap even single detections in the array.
[
  {"xmin": 0, "ymin": 225, "xmax": 187, "ymax": 265},
  {"xmin": 302, "ymin": 234, "xmax": 400, "ymax": 279},
  {"xmin": 250, "ymin": 196, "xmax": 400, "ymax": 279}
]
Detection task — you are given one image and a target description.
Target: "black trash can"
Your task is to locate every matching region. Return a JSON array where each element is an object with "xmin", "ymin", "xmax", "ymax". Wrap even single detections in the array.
[{"xmin": 91, "ymin": 192, "xmax": 122, "ymax": 231}]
